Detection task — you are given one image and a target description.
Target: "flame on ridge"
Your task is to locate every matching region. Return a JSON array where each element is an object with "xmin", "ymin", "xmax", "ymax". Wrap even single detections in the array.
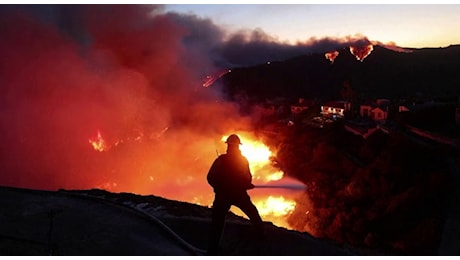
[
  {"xmin": 349, "ymin": 44, "xmax": 374, "ymax": 62},
  {"xmin": 325, "ymin": 51, "xmax": 339, "ymax": 64}
]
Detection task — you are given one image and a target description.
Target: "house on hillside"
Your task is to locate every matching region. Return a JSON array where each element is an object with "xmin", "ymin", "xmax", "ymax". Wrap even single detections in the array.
[
  {"xmin": 321, "ymin": 100, "xmax": 349, "ymax": 119},
  {"xmin": 360, "ymin": 99, "xmax": 390, "ymax": 122}
]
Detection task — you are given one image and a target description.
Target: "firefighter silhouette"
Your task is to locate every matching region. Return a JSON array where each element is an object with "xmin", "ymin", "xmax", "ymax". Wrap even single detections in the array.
[{"xmin": 206, "ymin": 134, "xmax": 265, "ymax": 254}]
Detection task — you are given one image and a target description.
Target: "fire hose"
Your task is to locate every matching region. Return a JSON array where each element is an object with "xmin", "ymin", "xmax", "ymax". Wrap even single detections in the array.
[
  {"xmin": 58, "ymin": 190, "xmax": 206, "ymax": 255},
  {"xmin": 253, "ymin": 184, "xmax": 306, "ymax": 190}
]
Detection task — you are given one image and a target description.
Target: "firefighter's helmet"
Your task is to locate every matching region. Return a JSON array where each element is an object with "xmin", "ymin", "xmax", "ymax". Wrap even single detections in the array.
[{"xmin": 225, "ymin": 134, "xmax": 242, "ymax": 145}]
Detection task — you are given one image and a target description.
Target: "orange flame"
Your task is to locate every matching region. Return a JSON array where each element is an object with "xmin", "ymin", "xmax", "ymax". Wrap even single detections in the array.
[
  {"xmin": 255, "ymin": 195, "xmax": 296, "ymax": 217},
  {"xmin": 232, "ymin": 193, "xmax": 298, "ymax": 229},
  {"xmin": 88, "ymin": 130, "xmax": 108, "ymax": 152},
  {"xmin": 325, "ymin": 51, "xmax": 339, "ymax": 64},
  {"xmin": 220, "ymin": 133, "xmax": 299, "ymax": 228},
  {"xmin": 349, "ymin": 44, "xmax": 374, "ymax": 62},
  {"xmin": 88, "ymin": 129, "xmax": 299, "ymax": 230},
  {"xmin": 221, "ymin": 133, "xmax": 283, "ymax": 182}
]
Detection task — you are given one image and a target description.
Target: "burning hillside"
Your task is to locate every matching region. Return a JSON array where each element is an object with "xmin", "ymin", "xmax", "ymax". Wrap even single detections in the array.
[
  {"xmin": 349, "ymin": 44, "xmax": 374, "ymax": 61},
  {"xmin": 324, "ymin": 43, "xmax": 374, "ymax": 63},
  {"xmin": 322, "ymin": 37, "xmax": 411, "ymax": 64},
  {"xmin": 1, "ymin": 5, "xmax": 458, "ymax": 256},
  {"xmin": 202, "ymin": 69, "xmax": 231, "ymax": 88},
  {"xmin": 325, "ymin": 50, "xmax": 339, "ymax": 63},
  {"xmin": 0, "ymin": 5, "xmax": 311, "ymax": 232},
  {"xmin": 86, "ymin": 128, "xmax": 302, "ymax": 229}
]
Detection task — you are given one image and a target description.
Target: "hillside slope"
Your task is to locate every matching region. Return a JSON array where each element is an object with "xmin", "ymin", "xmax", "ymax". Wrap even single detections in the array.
[{"xmin": 0, "ymin": 186, "xmax": 354, "ymax": 256}]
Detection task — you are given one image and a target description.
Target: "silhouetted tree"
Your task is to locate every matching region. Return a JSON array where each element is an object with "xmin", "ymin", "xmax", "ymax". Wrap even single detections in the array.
[{"xmin": 340, "ymin": 79, "xmax": 357, "ymax": 117}]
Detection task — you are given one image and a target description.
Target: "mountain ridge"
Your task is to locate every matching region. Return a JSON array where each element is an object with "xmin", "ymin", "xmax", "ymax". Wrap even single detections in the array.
[{"xmin": 220, "ymin": 44, "xmax": 460, "ymax": 101}]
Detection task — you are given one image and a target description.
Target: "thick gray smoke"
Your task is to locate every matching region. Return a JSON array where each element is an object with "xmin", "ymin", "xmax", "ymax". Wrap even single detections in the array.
[
  {"xmin": 0, "ymin": 4, "xmax": 402, "ymax": 201},
  {"xmin": 0, "ymin": 5, "xmax": 249, "ymax": 200}
]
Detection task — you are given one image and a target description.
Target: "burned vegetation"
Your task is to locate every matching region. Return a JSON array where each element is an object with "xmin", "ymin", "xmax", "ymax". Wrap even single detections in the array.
[{"xmin": 258, "ymin": 119, "xmax": 455, "ymax": 255}]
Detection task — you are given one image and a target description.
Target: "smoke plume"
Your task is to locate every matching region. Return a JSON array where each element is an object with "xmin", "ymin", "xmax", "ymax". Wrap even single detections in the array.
[
  {"xmin": 0, "ymin": 4, "xmax": 408, "ymax": 203},
  {"xmin": 0, "ymin": 5, "xmax": 248, "ymax": 202}
]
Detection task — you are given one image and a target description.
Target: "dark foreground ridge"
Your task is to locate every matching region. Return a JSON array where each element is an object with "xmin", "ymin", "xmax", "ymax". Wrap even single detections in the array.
[{"xmin": 0, "ymin": 186, "xmax": 354, "ymax": 256}]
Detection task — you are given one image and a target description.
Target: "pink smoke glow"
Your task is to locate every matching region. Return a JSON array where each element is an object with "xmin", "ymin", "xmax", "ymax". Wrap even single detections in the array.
[
  {"xmin": 0, "ymin": 6, "xmax": 243, "ymax": 197},
  {"xmin": 0, "ymin": 6, "xmax": 306, "ymax": 228},
  {"xmin": 1, "ymin": 6, "xmax": 414, "ymax": 231}
]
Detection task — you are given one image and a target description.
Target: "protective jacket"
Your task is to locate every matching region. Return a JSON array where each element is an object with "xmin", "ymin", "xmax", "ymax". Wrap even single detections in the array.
[{"xmin": 207, "ymin": 151, "xmax": 254, "ymax": 194}]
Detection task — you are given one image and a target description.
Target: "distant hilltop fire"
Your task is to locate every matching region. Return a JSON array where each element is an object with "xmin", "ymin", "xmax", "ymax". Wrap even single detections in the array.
[
  {"xmin": 324, "ymin": 51, "xmax": 339, "ymax": 64},
  {"xmin": 349, "ymin": 44, "xmax": 374, "ymax": 62},
  {"xmin": 325, "ymin": 43, "xmax": 374, "ymax": 63}
]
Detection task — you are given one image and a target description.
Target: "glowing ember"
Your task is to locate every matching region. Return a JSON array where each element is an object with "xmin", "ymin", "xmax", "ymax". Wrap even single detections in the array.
[
  {"xmin": 349, "ymin": 44, "xmax": 374, "ymax": 62},
  {"xmin": 202, "ymin": 69, "xmax": 231, "ymax": 88},
  {"xmin": 325, "ymin": 50, "xmax": 339, "ymax": 64},
  {"xmin": 221, "ymin": 134, "xmax": 283, "ymax": 182},
  {"xmin": 88, "ymin": 130, "xmax": 108, "ymax": 152}
]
